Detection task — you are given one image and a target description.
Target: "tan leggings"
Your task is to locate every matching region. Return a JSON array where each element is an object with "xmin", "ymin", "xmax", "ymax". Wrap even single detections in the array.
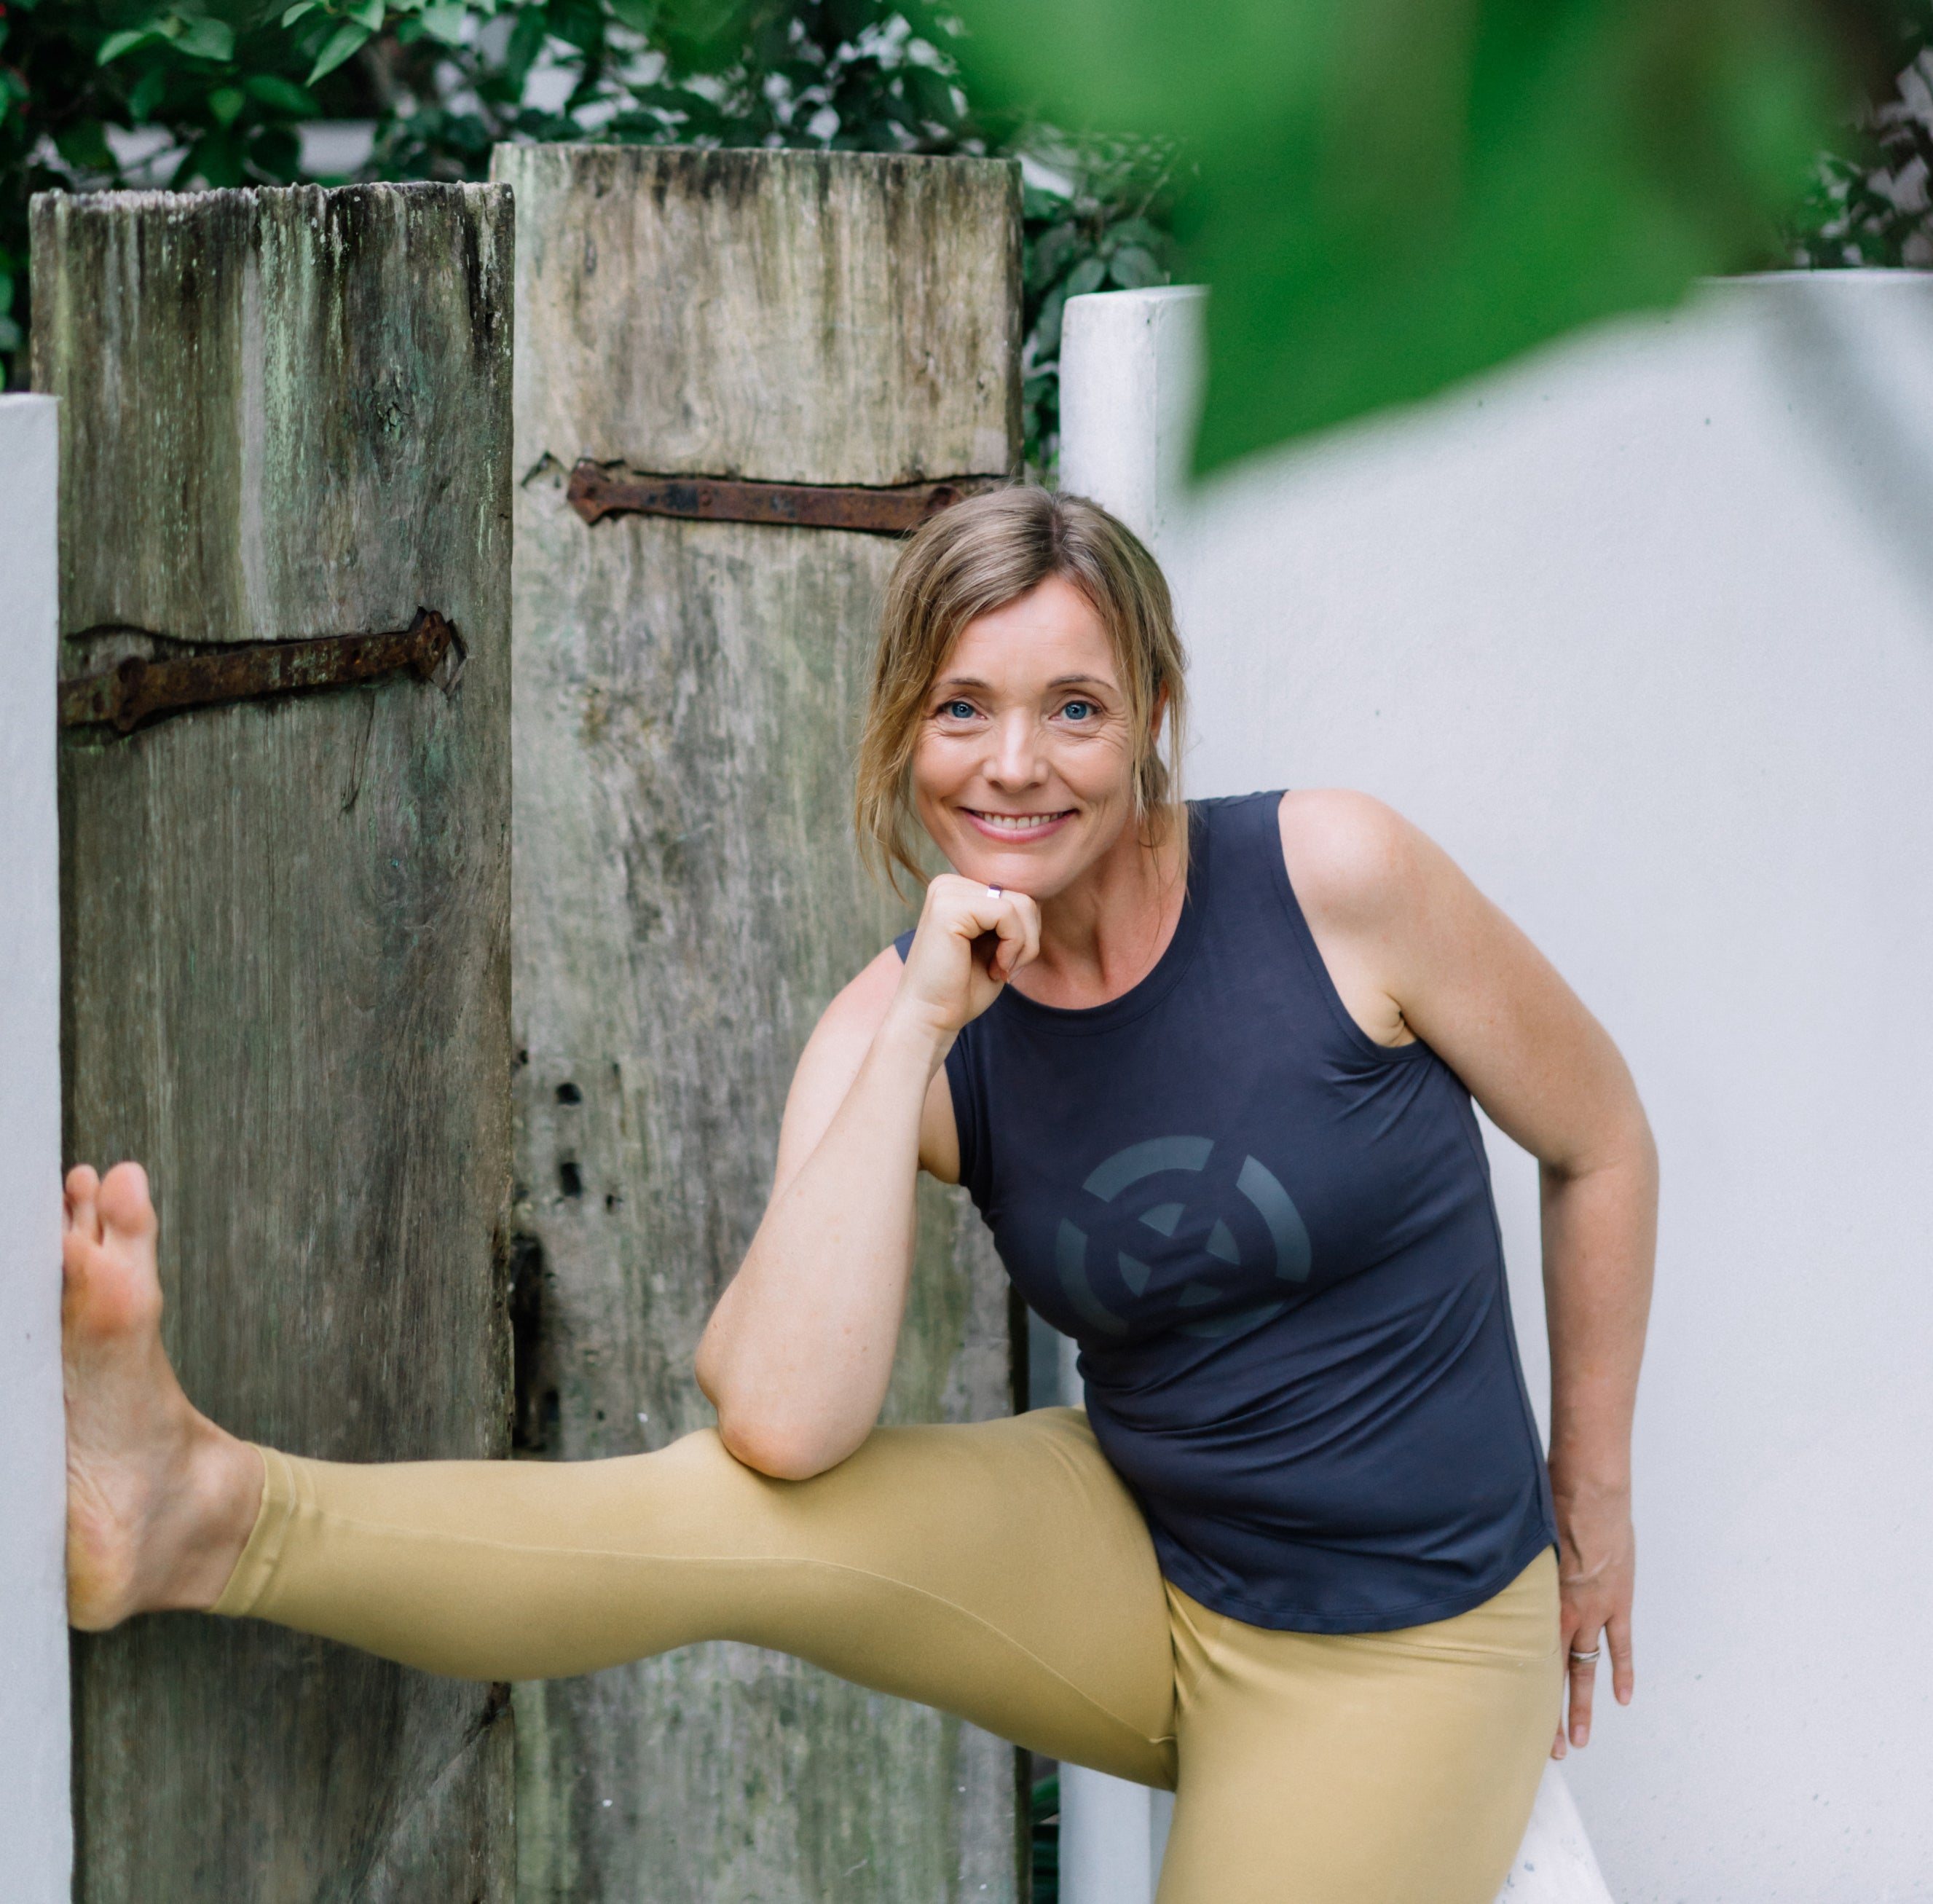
[{"xmin": 214, "ymin": 1407, "xmax": 1561, "ymax": 1903}]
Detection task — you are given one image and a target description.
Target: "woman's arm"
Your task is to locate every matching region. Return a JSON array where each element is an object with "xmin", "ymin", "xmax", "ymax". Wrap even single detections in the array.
[
  {"xmin": 1282, "ymin": 790, "xmax": 1657, "ymax": 1759},
  {"xmin": 694, "ymin": 878, "xmax": 1039, "ymax": 1479}
]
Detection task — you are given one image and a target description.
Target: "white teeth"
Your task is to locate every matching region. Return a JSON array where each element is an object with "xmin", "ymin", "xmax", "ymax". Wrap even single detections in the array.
[{"xmin": 974, "ymin": 811, "xmax": 1063, "ymax": 830}]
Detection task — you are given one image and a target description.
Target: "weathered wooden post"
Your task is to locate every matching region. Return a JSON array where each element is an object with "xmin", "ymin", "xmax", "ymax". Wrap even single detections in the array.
[
  {"xmin": 0, "ymin": 393, "xmax": 68, "ymax": 1904},
  {"xmin": 33, "ymin": 183, "xmax": 516, "ymax": 1903},
  {"xmin": 489, "ymin": 144, "xmax": 1024, "ymax": 1903}
]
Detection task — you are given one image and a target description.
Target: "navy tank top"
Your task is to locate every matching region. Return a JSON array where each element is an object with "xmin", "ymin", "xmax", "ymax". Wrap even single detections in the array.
[{"xmin": 900, "ymin": 792, "xmax": 1556, "ymax": 1633}]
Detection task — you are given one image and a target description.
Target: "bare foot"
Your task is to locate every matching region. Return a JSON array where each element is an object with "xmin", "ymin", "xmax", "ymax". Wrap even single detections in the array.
[{"xmin": 63, "ymin": 1162, "xmax": 264, "ymax": 1629}]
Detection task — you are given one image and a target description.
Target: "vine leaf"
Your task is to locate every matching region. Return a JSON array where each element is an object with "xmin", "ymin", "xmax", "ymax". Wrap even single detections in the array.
[
  {"xmin": 952, "ymin": 0, "xmax": 1887, "ymax": 476},
  {"xmin": 307, "ymin": 17, "xmax": 373, "ymax": 81}
]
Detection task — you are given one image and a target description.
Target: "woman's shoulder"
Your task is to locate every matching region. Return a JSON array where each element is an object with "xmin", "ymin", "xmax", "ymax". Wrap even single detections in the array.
[{"xmin": 1269, "ymin": 788, "xmax": 1426, "ymax": 932}]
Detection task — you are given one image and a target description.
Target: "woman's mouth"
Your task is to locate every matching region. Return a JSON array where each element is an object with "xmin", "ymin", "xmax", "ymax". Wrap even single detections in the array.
[{"xmin": 961, "ymin": 808, "xmax": 1076, "ymax": 842}]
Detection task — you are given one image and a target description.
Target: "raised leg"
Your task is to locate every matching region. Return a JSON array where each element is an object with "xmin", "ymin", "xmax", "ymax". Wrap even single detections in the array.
[
  {"xmin": 217, "ymin": 1411, "xmax": 1178, "ymax": 1783},
  {"xmin": 62, "ymin": 1163, "xmax": 1178, "ymax": 1784}
]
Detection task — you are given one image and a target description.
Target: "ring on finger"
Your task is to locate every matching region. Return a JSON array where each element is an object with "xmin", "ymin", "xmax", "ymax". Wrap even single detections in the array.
[
  {"xmin": 985, "ymin": 885, "xmax": 1002, "ymax": 899},
  {"xmin": 1568, "ymin": 1648, "xmax": 1602, "ymax": 1665}
]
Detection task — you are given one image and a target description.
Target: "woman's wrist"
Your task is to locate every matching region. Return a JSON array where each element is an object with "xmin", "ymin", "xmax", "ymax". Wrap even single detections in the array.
[
  {"xmin": 1546, "ymin": 1459, "xmax": 1631, "ymax": 1508},
  {"xmin": 874, "ymin": 997, "xmax": 958, "ymax": 1077}
]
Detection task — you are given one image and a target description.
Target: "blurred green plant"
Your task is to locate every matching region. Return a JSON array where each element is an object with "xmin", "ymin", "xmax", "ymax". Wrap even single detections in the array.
[{"xmin": 950, "ymin": 0, "xmax": 1906, "ymax": 474}]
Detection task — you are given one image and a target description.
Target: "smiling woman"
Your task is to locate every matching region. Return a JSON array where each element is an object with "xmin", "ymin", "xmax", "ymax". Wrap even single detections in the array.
[{"xmin": 61, "ymin": 484, "xmax": 1656, "ymax": 1904}]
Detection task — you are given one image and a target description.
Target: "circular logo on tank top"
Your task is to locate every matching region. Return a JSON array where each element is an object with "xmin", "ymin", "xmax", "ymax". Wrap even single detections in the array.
[{"xmin": 1055, "ymin": 1138, "xmax": 1312, "ymax": 1340}]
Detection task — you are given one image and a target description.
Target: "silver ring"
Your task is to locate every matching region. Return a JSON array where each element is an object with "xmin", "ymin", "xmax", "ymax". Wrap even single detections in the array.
[
  {"xmin": 985, "ymin": 885, "xmax": 1002, "ymax": 899},
  {"xmin": 1569, "ymin": 1648, "xmax": 1602, "ymax": 1665}
]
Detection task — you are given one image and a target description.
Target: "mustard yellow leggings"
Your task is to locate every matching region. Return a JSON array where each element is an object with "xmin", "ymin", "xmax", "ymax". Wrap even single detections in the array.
[{"xmin": 213, "ymin": 1407, "xmax": 1561, "ymax": 1904}]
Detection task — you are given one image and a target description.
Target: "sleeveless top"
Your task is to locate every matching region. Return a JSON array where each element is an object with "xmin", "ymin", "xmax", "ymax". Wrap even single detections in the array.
[{"xmin": 899, "ymin": 792, "xmax": 1556, "ymax": 1634}]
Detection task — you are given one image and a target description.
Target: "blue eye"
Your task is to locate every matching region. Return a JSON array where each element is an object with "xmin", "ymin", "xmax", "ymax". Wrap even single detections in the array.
[
  {"xmin": 1061, "ymin": 700, "xmax": 1095, "ymax": 722},
  {"xmin": 942, "ymin": 700, "xmax": 977, "ymax": 720}
]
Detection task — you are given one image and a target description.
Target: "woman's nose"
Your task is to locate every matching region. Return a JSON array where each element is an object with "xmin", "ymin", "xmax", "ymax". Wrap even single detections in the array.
[{"xmin": 983, "ymin": 714, "xmax": 1045, "ymax": 787}]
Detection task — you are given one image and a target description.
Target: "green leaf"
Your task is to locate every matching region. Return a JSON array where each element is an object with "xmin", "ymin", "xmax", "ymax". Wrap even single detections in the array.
[
  {"xmin": 172, "ymin": 127, "xmax": 244, "ymax": 187},
  {"xmin": 951, "ymin": 0, "xmax": 1882, "ymax": 474},
  {"xmin": 96, "ymin": 26, "xmax": 154, "ymax": 63},
  {"xmin": 280, "ymin": 1, "xmax": 320, "ymax": 23},
  {"xmin": 208, "ymin": 84, "xmax": 246, "ymax": 123},
  {"xmin": 175, "ymin": 15, "xmax": 235, "ymax": 60},
  {"xmin": 249, "ymin": 120, "xmax": 304, "ymax": 178},
  {"xmin": 307, "ymin": 17, "xmax": 372, "ymax": 81},
  {"xmin": 1063, "ymin": 253, "xmax": 1106, "ymax": 299},
  {"xmin": 55, "ymin": 118, "xmax": 115, "ymax": 169},
  {"xmin": 1025, "ymin": 221, "xmax": 1078, "ymax": 287},
  {"xmin": 129, "ymin": 64, "xmax": 170, "ymax": 117},
  {"xmin": 1107, "ymin": 243, "xmax": 1162, "ymax": 288},
  {"xmin": 347, "ymin": 0, "xmax": 386, "ymax": 31},
  {"xmin": 503, "ymin": 4, "xmax": 547, "ymax": 80},
  {"xmin": 608, "ymin": 0, "xmax": 657, "ymax": 31},
  {"xmin": 1103, "ymin": 216, "xmax": 1165, "ymax": 251},
  {"xmin": 421, "ymin": 2, "xmax": 469, "ymax": 42},
  {"xmin": 245, "ymin": 73, "xmax": 320, "ymax": 114}
]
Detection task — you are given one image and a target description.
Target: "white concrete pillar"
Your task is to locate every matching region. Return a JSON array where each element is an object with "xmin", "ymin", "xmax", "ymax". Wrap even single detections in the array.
[
  {"xmin": 1055, "ymin": 289, "xmax": 1609, "ymax": 1904},
  {"xmin": 0, "ymin": 394, "xmax": 71, "ymax": 1899},
  {"xmin": 1055, "ymin": 288, "xmax": 1201, "ymax": 1904},
  {"xmin": 1059, "ymin": 284, "xmax": 1205, "ymax": 543}
]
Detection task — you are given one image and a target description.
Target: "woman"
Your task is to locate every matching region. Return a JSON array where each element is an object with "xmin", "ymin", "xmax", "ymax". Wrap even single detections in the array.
[{"xmin": 63, "ymin": 487, "xmax": 1654, "ymax": 1903}]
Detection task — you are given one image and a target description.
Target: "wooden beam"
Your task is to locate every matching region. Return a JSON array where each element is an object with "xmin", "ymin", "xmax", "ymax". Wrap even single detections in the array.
[
  {"xmin": 34, "ymin": 182, "xmax": 516, "ymax": 1903},
  {"xmin": 491, "ymin": 143, "xmax": 1025, "ymax": 1904}
]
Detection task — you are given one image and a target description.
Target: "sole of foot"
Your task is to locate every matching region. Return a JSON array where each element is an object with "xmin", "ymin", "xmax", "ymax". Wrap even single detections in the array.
[{"xmin": 63, "ymin": 1160, "xmax": 261, "ymax": 1629}]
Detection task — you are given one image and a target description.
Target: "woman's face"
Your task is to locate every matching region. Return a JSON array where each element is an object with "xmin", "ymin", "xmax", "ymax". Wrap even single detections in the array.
[{"xmin": 910, "ymin": 575, "xmax": 1143, "ymax": 900}]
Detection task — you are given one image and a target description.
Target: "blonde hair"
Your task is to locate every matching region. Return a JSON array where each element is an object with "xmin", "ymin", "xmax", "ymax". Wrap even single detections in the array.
[{"xmin": 854, "ymin": 487, "xmax": 1189, "ymax": 895}]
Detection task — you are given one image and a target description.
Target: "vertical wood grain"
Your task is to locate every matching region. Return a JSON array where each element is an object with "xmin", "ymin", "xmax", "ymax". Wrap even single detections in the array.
[
  {"xmin": 492, "ymin": 144, "xmax": 1024, "ymax": 1904},
  {"xmin": 34, "ymin": 182, "xmax": 516, "ymax": 1904}
]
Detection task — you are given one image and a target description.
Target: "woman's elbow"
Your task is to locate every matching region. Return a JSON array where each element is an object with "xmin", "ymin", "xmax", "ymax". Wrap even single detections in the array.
[{"xmin": 714, "ymin": 1409, "xmax": 849, "ymax": 1482}]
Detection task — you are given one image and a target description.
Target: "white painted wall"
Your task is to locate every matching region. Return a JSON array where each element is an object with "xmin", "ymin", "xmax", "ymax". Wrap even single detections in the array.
[
  {"xmin": 0, "ymin": 396, "xmax": 71, "ymax": 1898},
  {"xmin": 1063, "ymin": 274, "xmax": 1933, "ymax": 1903}
]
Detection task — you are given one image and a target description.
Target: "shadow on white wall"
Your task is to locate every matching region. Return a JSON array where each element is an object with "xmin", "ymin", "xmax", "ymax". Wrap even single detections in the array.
[{"xmin": 1060, "ymin": 271, "xmax": 1933, "ymax": 1903}]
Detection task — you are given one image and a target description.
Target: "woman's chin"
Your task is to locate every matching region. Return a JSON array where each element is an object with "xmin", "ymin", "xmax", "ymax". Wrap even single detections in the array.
[{"xmin": 942, "ymin": 846, "xmax": 1076, "ymax": 898}]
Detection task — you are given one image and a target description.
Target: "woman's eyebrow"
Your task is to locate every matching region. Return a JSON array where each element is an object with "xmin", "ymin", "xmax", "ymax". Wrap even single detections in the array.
[{"xmin": 931, "ymin": 673, "xmax": 1116, "ymax": 694}]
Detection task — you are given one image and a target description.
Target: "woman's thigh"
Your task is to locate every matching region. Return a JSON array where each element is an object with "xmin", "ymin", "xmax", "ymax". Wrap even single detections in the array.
[
  {"xmin": 1155, "ymin": 1550, "xmax": 1562, "ymax": 1904},
  {"xmin": 222, "ymin": 1406, "xmax": 1176, "ymax": 1783}
]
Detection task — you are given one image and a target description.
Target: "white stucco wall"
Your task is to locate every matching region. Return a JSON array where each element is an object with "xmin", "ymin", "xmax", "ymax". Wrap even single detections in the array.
[
  {"xmin": 0, "ymin": 396, "xmax": 71, "ymax": 1898},
  {"xmin": 1063, "ymin": 275, "xmax": 1933, "ymax": 1903}
]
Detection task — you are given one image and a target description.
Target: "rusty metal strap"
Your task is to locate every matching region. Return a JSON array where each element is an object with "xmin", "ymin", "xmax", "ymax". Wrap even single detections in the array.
[
  {"xmin": 60, "ymin": 608, "xmax": 457, "ymax": 735},
  {"xmin": 567, "ymin": 463, "xmax": 1005, "ymax": 535}
]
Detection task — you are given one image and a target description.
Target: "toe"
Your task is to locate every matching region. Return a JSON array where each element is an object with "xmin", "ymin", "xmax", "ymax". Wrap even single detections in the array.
[
  {"xmin": 65, "ymin": 1164, "xmax": 101, "ymax": 1242},
  {"xmin": 98, "ymin": 1163, "xmax": 157, "ymax": 1250}
]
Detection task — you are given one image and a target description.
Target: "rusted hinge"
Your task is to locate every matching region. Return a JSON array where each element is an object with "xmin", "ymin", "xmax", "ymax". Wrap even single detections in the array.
[
  {"xmin": 60, "ymin": 608, "xmax": 459, "ymax": 735},
  {"xmin": 567, "ymin": 463, "xmax": 1004, "ymax": 536}
]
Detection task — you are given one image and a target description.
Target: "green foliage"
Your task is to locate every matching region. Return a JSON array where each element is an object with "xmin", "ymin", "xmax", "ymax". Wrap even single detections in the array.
[
  {"xmin": 949, "ymin": 0, "xmax": 1901, "ymax": 474},
  {"xmin": 1, "ymin": 0, "xmax": 1173, "ymax": 470},
  {"xmin": 0, "ymin": 0, "xmax": 382, "ymax": 364},
  {"xmin": 12, "ymin": 0, "xmax": 1915, "ymax": 474},
  {"xmin": 1022, "ymin": 137, "xmax": 1178, "ymax": 473},
  {"xmin": 1029, "ymin": 1769, "xmax": 1059, "ymax": 1904},
  {"xmin": 1789, "ymin": 9, "xmax": 1933, "ymax": 267}
]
